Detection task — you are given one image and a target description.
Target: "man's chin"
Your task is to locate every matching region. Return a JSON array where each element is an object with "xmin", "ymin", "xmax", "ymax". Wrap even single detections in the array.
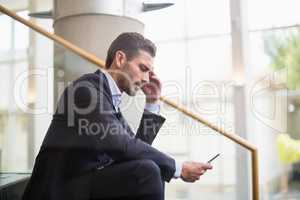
[{"xmin": 125, "ymin": 87, "xmax": 139, "ymax": 96}]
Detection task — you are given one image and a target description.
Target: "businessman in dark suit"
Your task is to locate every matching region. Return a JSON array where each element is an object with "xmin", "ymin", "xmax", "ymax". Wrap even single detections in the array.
[{"xmin": 22, "ymin": 32, "xmax": 212, "ymax": 200}]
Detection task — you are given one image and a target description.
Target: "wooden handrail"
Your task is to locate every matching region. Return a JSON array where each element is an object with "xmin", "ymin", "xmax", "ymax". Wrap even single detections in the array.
[{"xmin": 0, "ymin": 4, "xmax": 259, "ymax": 200}]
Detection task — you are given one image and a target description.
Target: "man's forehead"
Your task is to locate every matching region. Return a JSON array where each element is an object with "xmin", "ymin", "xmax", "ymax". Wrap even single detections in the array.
[{"xmin": 136, "ymin": 50, "xmax": 154, "ymax": 70}]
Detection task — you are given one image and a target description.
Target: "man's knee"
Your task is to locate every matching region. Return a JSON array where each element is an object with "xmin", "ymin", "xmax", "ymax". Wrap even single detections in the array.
[
  {"xmin": 134, "ymin": 159, "xmax": 163, "ymax": 195},
  {"xmin": 134, "ymin": 159, "xmax": 163, "ymax": 187},
  {"xmin": 137, "ymin": 159, "xmax": 161, "ymax": 178}
]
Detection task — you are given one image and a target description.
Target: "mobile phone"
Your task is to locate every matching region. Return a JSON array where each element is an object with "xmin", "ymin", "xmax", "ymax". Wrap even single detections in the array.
[{"xmin": 207, "ymin": 153, "xmax": 220, "ymax": 164}]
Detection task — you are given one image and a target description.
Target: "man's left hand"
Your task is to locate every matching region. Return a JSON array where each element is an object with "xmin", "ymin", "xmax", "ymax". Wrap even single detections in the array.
[{"xmin": 141, "ymin": 71, "xmax": 161, "ymax": 104}]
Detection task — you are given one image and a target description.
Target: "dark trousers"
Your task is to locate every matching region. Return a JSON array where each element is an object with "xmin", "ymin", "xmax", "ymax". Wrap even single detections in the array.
[{"xmin": 90, "ymin": 159, "xmax": 165, "ymax": 200}]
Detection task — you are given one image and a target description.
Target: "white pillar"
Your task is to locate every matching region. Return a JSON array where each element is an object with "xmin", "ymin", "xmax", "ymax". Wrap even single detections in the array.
[
  {"xmin": 52, "ymin": 0, "xmax": 144, "ymax": 103},
  {"xmin": 52, "ymin": 0, "xmax": 146, "ymax": 129},
  {"xmin": 230, "ymin": 0, "xmax": 251, "ymax": 199}
]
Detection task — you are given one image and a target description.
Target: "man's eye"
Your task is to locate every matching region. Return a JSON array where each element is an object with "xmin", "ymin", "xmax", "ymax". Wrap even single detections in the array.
[{"xmin": 139, "ymin": 65, "xmax": 148, "ymax": 72}]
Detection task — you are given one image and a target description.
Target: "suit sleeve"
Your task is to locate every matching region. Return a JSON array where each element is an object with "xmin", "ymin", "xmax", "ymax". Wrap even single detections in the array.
[
  {"xmin": 136, "ymin": 110, "xmax": 165, "ymax": 145},
  {"xmin": 69, "ymin": 78, "xmax": 175, "ymax": 182}
]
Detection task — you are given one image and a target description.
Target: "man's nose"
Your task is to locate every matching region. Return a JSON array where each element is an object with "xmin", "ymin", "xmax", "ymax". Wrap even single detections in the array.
[{"xmin": 141, "ymin": 73, "xmax": 150, "ymax": 84}]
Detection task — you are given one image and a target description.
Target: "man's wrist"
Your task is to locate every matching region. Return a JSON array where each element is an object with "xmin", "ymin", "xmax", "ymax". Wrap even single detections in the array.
[
  {"xmin": 144, "ymin": 102, "xmax": 160, "ymax": 115},
  {"xmin": 173, "ymin": 161, "xmax": 183, "ymax": 179}
]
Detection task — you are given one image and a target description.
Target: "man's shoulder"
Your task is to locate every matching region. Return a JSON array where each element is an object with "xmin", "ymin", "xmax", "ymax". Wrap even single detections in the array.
[
  {"xmin": 74, "ymin": 70, "xmax": 102, "ymax": 83},
  {"xmin": 72, "ymin": 70, "xmax": 109, "ymax": 91},
  {"xmin": 54, "ymin": 70, "xmax": 113, "ymax": 115},
  {"xmin": 59, "ymin": 70, "xmax": 111, "ymax": 102}
]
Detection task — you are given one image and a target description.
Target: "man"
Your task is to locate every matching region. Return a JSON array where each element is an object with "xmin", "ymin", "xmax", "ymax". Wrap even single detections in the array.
[{"xmin": 23, "ymin": 32, "xmax": 212, "ymax": 200}]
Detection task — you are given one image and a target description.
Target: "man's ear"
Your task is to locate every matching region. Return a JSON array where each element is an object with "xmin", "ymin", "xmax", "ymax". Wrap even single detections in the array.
[{"xmin": 115, "ymin": 50, "xmax": 127, "ymax": 69}]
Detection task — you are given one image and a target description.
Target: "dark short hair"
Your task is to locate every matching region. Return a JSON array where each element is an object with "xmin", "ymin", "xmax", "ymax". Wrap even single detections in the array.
[{"xmin": 105, "ymin": 32, "xmax": 156, "ymax": 68}]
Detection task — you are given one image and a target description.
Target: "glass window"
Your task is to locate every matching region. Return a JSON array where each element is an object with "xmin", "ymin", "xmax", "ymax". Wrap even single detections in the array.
[
  {"xmin": 141, "ymin": 0, "xmax": 185, "ymax": 41},
  {"xmin": 0, "ymin": 65, "xmax": 10, "ymax": 109},
  {"xmin": 248, "ymin": 0, "xmax": 300, "ymax": 30},
  {"xmin": 14, "ymin": 11, "xmax": 29, "ymax": 50},
  {"xmin": 186, "ymin": 0, "xmax": 231, "ymax": 37},
  {"xmin": 0, "ymin": 15, "xmax": 11, "ymax": 51},
  {"xmin": 188, "ymin": 36, "xmax": 232, "ymax": 81},
  {"xmin": 155, "ymin": 41, "xmax": 187, "ymax": 83}
]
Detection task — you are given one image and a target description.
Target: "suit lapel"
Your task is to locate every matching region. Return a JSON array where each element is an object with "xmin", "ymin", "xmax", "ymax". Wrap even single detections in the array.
[
  {"xmin": 115, "ymin": 110, "xmax": 134, "ymax": 137},
  {"xmin": 94, "ymin": 69, "xmax": 116, "ymax": 111}
]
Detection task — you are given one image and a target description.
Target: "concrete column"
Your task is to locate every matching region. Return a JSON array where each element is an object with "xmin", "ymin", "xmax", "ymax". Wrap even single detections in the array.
[
  {"xmin": 52, "ymin": 0, "xmax": 144, "ymax": 103},
  {"xmin": 230, "ymin": 0, "xmax": 251, "ymax": 199},
  {"xmin": 52, "ymin": 0, "xmax": 146, "ymax": 129}
]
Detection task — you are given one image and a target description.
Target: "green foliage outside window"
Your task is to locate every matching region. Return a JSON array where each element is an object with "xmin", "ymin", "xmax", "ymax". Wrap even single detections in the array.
[{"xmin": 264, "ymin": 28, "xmax": 300, "ymax": 90}]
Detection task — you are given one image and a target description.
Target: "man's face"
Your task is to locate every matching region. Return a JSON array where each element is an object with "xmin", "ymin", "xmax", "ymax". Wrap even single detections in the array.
[{"xmin": 118, "ymin": 50, "xmax": 154, "ymax": 96}]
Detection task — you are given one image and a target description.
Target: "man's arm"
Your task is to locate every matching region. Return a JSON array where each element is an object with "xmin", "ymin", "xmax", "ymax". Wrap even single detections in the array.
[
  {"xmin": 135, "ymin": 108, "xmax": 165, "ymax": 145},
  {"xmin": 137, "ymin": 70, "xmax": 165, "ymax": 145}
]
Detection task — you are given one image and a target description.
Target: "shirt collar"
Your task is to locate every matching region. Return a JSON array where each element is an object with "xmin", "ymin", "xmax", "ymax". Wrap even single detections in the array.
[{"xmin": 103, "ymin": 70, "xmax": 122, "ymax": 109}]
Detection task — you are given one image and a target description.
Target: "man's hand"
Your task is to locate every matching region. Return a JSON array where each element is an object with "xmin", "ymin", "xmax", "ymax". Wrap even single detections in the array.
[
  {"xmin": 141, "ymin": 71, "xmax": 162, "ymax": 104},
  {"xmin": 180, "ymin": 161, "xmax": 213, "ymax": 182}
]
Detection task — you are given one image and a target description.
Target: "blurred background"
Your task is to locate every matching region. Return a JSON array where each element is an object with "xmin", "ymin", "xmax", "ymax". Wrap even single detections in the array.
[{"xmin": 0, "ymin": 0, "xmax": 300, "ymax": 199}]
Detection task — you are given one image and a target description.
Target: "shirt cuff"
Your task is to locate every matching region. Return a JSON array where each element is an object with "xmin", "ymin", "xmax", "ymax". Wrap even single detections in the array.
[
  {"xmin": 173, "ymin": 161, "xmax": 183, "ymax": 179},
  {"xmin": 144, "ymin": 103, "xmax": 160, "ymax": 115}
]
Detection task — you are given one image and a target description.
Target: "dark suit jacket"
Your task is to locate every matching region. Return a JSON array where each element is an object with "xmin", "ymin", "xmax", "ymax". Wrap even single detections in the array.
[{"xmin": 22, "ymin": 69, "xmax": 176, "ymax": 200}]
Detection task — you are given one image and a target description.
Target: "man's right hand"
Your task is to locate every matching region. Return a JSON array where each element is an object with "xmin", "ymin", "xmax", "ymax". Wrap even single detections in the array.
[{"xmin": 180, "ymin": 161, "xmax": 213, "ymax": 182}]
